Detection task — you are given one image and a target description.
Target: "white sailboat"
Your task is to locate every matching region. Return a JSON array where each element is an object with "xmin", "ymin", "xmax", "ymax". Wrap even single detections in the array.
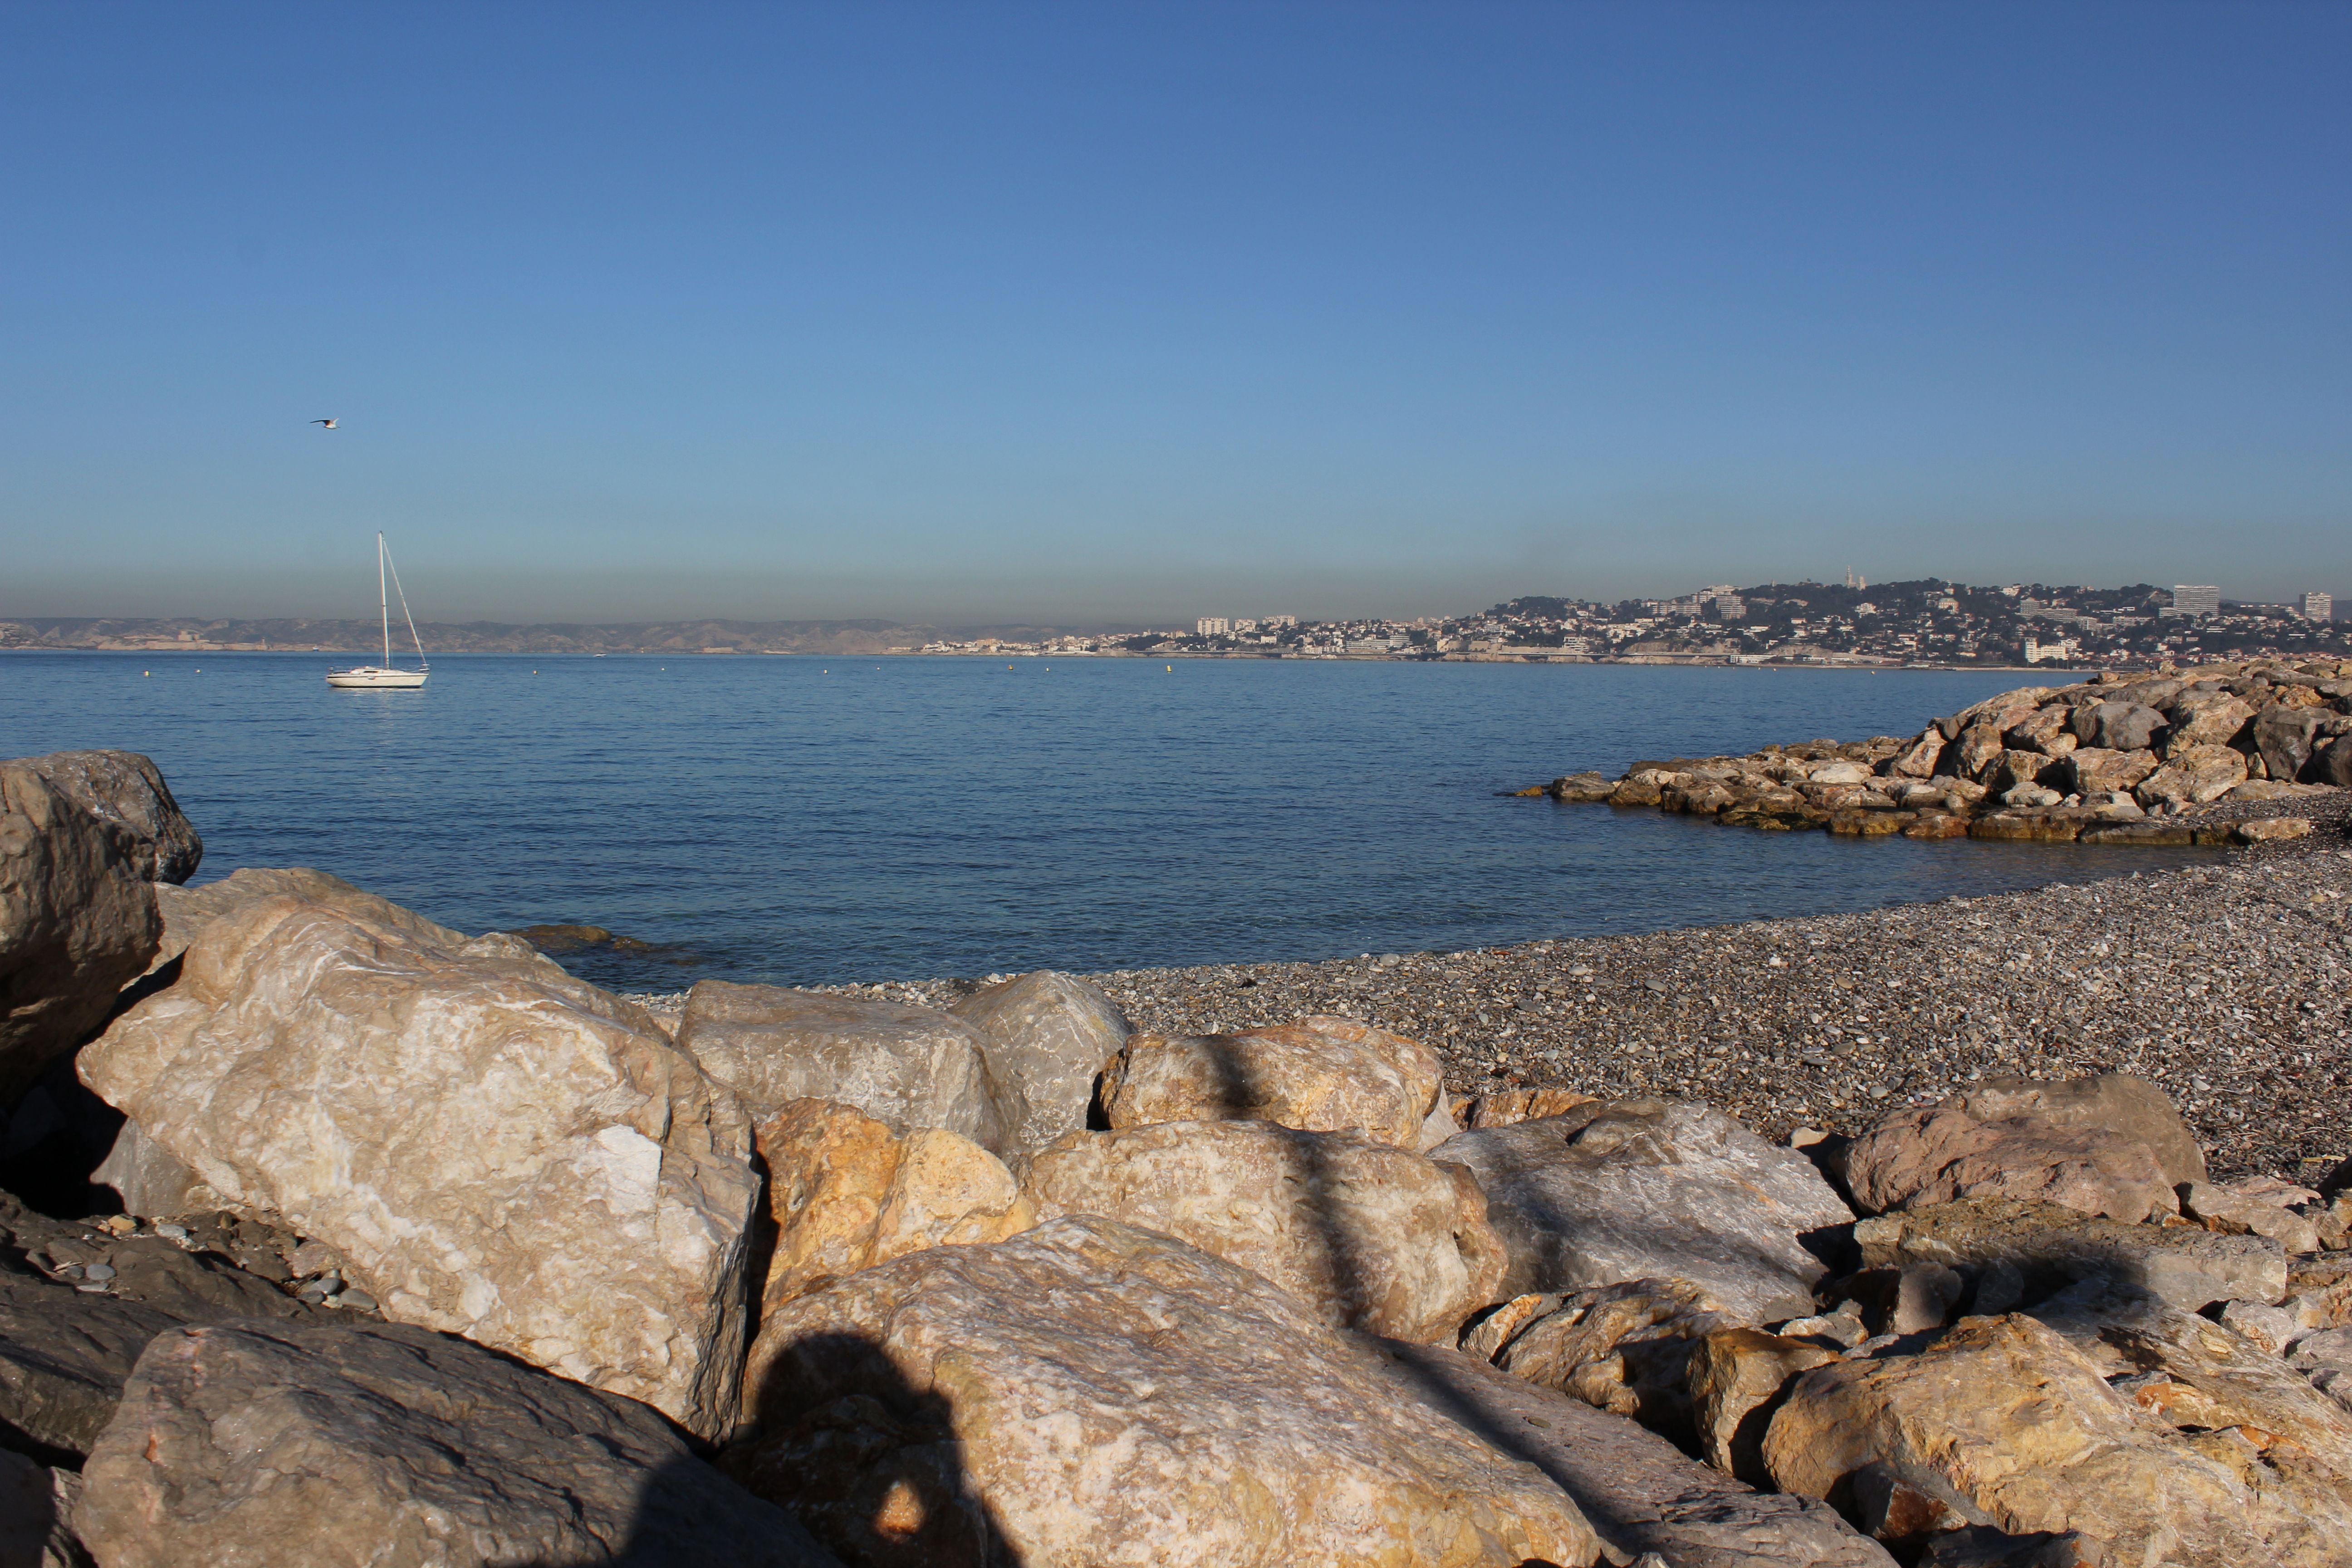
[{"xmin": 326, "ymin": 533, "xmax": 430, "ymax": 689}]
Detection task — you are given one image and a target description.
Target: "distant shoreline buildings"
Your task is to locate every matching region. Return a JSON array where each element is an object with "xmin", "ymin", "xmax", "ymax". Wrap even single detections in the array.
[{"xmin": 4, "ymin": 580, "xmax": 2342, "ymax": 666}]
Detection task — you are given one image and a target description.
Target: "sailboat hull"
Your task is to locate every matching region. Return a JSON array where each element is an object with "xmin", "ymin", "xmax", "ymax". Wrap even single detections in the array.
[{"xmin": 325, "ymin": 666, "xmax": 429, "ymax": 689}]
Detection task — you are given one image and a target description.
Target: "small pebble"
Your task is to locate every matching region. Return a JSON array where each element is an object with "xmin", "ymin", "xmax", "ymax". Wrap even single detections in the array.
[
  {"xmin": 155, "ymin": 1223, "xmax": 191, "ymax": 1242},
  {"xmin": 336, "ymin": 1288, "xmax": 378, "ymax": 1313},
  {"xmin": 84, "ymin": 1263, "xmax": 116, "ymax": 1281}
]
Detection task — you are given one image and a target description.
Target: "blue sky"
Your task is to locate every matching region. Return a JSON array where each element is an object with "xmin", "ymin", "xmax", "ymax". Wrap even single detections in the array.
[{"xmin": 3, "ymin": 2, "xmax": 2346, "ymax": 624}]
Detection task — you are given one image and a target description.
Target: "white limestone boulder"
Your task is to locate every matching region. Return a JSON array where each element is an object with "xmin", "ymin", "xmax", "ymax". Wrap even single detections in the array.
[
  {"xmin": 948, "ymin": 969, "xmax": 1130, "ymax": 1153},
  {"xmin": 728, "ymin": 1215, "xmax": 1604, "ymax": 1568},
  {"xmin": 77, "ymin": 887, "xmax": 760, "ymax": 1440}
]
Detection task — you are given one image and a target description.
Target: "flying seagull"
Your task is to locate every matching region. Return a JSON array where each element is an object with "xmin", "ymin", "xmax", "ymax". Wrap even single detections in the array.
[{"xmin": 312, "ymin": 418, "xmax": 338, "ymax": 428}]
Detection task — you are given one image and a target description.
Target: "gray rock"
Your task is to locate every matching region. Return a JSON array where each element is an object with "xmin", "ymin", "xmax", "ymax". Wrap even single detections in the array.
[
  {"xmin": 1370, "ymin": 1340, "xmax": 1896, "ymax": 1568},
  {"xmin": 1938, "ymin": 1073, "xmax": 2205, "ymax": 1188},
  {"xmin": 2315, "ymin": 735, "xmax": 2352, "ymax": 789},
  {"xmin": 948, "ymin": 968, "xmax": 1129, "ymax": 1153},
  {"xmin": 0, "ymin": 1272, "xmax": 181, "ymax": 1463},
  {"xmin": 0, "ymin": 1193, "xmax": 326, "ymax": 1461},
  {"xmin": 1916, "ymin": 1525, "xmax": 2105, "ymax": 1567},
  {"xmin": 19, "ymin": 751, "xmax": 201, "ymax": 886},
  {"xmin": 1433, "ymin": 1099, "xmax": 1855, "ymax": 1321},
  {"xmin": 87, "ymin": 1118, "xmax": 210, "ymax": 1220},
  {"xmin": 676, "ymin": 980, "xmax": 1019, "ymax": 1154},
  {"xmin": 0, "ymin": 1448, "xmax": 86, "ymax": 1568},
  {"xmin": 76, "ymin": 1318, "xmax": 840, "ymax": 1568},
  {"xmin": 2254, "ymin": 704, "xmax": 2324, "ymax": 783},
  {"xmin": 0, "ymin": 764, "xmax": 161, "ymax": 1106},
  {"xmin": 2069, "ymin": 701, "xmax": 2167, "ymax": 752},
  {"xmin": 2290, "ymin": 1326, "xmax": 2352, "ymax": 1415},
  {"xmin": 1854, "ymin": 1198, "xmax": 2286, "ymax": 1312}
]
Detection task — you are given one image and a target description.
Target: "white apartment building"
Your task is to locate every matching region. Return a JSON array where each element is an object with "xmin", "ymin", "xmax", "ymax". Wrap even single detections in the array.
[
  {"xmin": 1231, "ymin": 618, "xmax": 1257, "ymax": 634},
  {"xmin": 2299, "ymin": 591, "xmax": 2334, "ymax": 621},
  {"xmin": 1196, "ymin": 617, "xmax": 1230, "ymax": 637},
  {"xmin": 2170, "ymin": 585, "xmax": 2222, "ymax": 617},
  {"xmin": 2023, "ymin": 635, "xmax": 2078, "ymax": 665}
]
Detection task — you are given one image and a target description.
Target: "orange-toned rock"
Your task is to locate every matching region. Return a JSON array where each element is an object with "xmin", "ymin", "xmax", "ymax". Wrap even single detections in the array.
[{"xmin": 755, "ymin": 1098, "xmax": 1034, "ymax": 1314}]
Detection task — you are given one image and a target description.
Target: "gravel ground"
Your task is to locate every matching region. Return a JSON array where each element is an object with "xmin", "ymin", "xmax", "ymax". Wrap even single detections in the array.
[{"xmin": 631, "ymin": 793, "xmax": 2352, "ymax": 1187}]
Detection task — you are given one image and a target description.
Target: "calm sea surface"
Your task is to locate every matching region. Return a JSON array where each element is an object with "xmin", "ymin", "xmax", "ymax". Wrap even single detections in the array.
[{"xmin": 0, "ymin": 652, "xmax": 2204, "ymax": 988}]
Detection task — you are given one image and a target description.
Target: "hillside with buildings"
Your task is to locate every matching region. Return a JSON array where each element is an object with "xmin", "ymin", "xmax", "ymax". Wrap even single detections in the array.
[{"xmin": 4, "ymin": 581, "xmax": 2340, "ymax": 668}]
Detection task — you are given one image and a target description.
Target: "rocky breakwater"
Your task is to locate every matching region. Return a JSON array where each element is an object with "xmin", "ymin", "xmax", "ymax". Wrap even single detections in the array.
[
  {"xmin": 1529, "ymin": 657, "xmax": 2352, "ymax": 847},
  {"xmin": 1, "ymin": 748, "xmax": 2349, "ymax": 1566}
]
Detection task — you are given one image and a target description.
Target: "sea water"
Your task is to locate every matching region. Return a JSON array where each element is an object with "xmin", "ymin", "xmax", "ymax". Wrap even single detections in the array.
[{"xmin": 0, "ymin": 652, "xmax": 2202, "ymax": 988}]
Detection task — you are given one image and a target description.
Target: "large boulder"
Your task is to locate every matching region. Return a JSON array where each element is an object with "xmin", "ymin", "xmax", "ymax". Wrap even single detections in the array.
[
  {"xmin": 76, "ymin": 1318, "xmax": 840, "ymax": 1568},
  {"xmin": 730, "ymin": 1215, "xmax": 1605, "ymax": 1567},
  {"xmin": 2134, "ymin": 744, "xmax": 2249, "ymax": 807},
  {"xmin": 1100, "ymin": 1016, "xmax": 1442, "ymax": 1149},
  {"xmin": 1886, "ymin": 732, "xmax": 1945, "ymax": 778},
  {"xmin": 1762, "ymin": 1313, "xmax": 2342, "ymax": 1567},
  {"xmin": 2048, "ymin": 746, "xmax": 2157, "ymax": 798},
  {"xmin": 1461, "ymin": 1278, "xmax": 1744, "ymax": 1444},
  {"xmin": 20, "ymin": 751, "xmax": 201, "ymax": 886},
  {"xmin": 2078, "ymin": 1304, "xmax": 2352, "ymax": 1539},
  {"xmin": 1839, "ymin": 1103, "xmax": 2180, "ymax": 1223},
  {"xmin": 0, "ymin": 764, "xmax": 160, "ymax": 1106},
  {"xmin": 77, "ymin": 889, "xmax": 759, "ymax": 1440},
  {"xmin": 2162, "ymin": 691, "xmax": 2257, "ymax": 752},
  {"xmin": 1936, "ymin": 1074, "xmax": 2204, "ymax": 1188},
  {"xmin": 1024, "ymin": 1119, "xmax": 1504, "ymax": 1342},
  {"xmin": 674, "ymin": 980, "xmax": 1019, "ymax": 1155},
  {"xmin": 947, "ymin": 969, "xmax": 1129, "ymax": 1153},
  {"xmin": 2068, "ymin": 701, "xmax": 2167, "ymax": 753},
  {"xmin": 1948, "ymin": 724, "xmax": 2008, "ymax": 782},
  {"xmin": 2254, "ymin": 704, "xmax": 2324, "ymax": 783},
  {"xmin": 1433, "ymin": 1099, "xmax": 1854, "ymax": 1321},
  {"xmin": 755, "ymin": 1097, "xmax": 1034, "ymax": 1316},
  {"xmin": 2315, "ymin": 734, "xmax": 2352, "ymax": 789},
  {"xmin": 1369, "ymin": 1340, "xmax": 1897, "ymax": 1568},
  {"xmin": 143, "ymin": 866, "xmax": 370, "ymax": 976},
  {"xmin": 1852, "ymin": 1199, "xmax": 2285, "ymax": 1312}
]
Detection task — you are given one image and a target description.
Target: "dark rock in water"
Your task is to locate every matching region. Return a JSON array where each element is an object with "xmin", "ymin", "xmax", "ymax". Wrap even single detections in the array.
[
  {"xmin": 0, "ymin": 763, "xmax": 161, "ymax": 1107},
  {"xmin": 513, "ymin": 921, "xmax": 696, "ymax": 961},
  {"xmin": 18, "ymin": 751, "xmax": 201, "ymax": 886},
  {"xmin": 76, "ymin": 1318, "xmax": 839, "ymax": 1568}
]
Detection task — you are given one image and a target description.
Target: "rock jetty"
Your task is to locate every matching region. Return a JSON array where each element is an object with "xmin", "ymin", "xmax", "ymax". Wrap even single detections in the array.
[
  {"xmin": 1524, "ymin": 657, "xmax": 2352, "ymax": 845},
  {"xmin": 5, "ymin": 748, "xmax": 2352, "ymax": 1565}
]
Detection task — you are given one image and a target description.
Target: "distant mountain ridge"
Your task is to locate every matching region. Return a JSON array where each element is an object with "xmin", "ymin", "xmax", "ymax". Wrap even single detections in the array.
[{"xmin": 0, "ymin": 617, "xmax": 1147, "ymax": 655}]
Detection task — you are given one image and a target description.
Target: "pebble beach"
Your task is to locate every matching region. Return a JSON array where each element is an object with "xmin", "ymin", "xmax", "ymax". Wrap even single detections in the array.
[{"xmin": 681, "ymin": 788, "xmax": 2352, "ymax": 1186}]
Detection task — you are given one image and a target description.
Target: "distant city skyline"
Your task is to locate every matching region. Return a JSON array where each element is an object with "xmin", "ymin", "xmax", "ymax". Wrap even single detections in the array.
[{"xmin": 4, "ymin": 5, "xmax": 2347, "ymax": 622}]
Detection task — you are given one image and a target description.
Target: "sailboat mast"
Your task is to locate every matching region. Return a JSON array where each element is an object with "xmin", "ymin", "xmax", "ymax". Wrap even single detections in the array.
[{"xmin": 378, "ymin": 532, "xmax": 391, "ymax": 667}]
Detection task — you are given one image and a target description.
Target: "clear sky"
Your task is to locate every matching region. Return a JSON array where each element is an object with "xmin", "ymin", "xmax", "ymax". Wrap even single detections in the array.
[{"xmin": 4, "ymin": 2, "xmax": 2346, "ymax": 625}]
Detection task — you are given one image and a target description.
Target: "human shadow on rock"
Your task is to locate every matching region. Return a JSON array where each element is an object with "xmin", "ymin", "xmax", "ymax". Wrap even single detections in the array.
[{"xmin": 714, "ymin": 1329, "xmax": 1023, "ymax": 1568}]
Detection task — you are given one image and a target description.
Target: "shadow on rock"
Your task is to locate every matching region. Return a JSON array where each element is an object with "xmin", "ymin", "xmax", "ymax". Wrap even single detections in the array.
[{"xmin": 718, "ymin": 1330, "xmax": 1022, "ymax": 1568}]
